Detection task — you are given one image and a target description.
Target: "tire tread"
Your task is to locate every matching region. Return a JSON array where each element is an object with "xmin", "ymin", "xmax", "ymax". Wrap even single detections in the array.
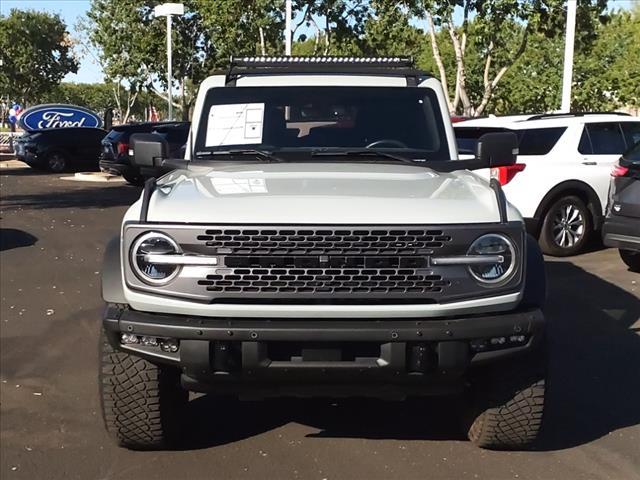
[
  {"xmin": 467, "ymin": 353, "xmax": 546, "ymax": 450},
  {"xmin": 99, "ymin": 329, "xmax": 185, "ymax": 449}
]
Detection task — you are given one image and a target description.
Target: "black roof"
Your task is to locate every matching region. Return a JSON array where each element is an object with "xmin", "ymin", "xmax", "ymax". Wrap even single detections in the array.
[
  {"xmin": 227, "ymin": 56, "xmax": 431, "ymax": 83},
  {"xmin": 526, "ymin": 112, "xmax": 631, "ymax": 121},
  {"xmin": 110, "ymin": 121, "xmax": 189, "ymax": 132}
]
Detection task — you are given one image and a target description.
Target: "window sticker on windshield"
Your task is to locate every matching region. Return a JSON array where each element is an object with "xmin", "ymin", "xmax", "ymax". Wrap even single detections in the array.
[{"xmin": 205, "ymin": 103, "xmax": 265, "ymax": 146}]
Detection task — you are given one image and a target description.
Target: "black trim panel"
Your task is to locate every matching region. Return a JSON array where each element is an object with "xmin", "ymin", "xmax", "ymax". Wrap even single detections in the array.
[
  {"xmin": 101, "ymin": 235, "xmax": 126, "ymax": 304},
  {"xmin": 104, "ymin": 304, "xmax": 543, "ymax": 344}
]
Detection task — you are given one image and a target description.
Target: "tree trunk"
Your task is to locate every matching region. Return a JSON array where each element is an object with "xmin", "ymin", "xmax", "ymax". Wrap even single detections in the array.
[
  {"xmin": 447, "ymin": 19, "xmax": 472, "ymax": 117},
  {"xmin": 474, "ymin": 27, "xmax": 531, "ymax": 117},
  {"xmin": 426, "ymin": 12, "xmax": 453, "ymax": 114},
  {"xmin": 259, "ymin": 27, "xmax": 266, "ymax": 55}
]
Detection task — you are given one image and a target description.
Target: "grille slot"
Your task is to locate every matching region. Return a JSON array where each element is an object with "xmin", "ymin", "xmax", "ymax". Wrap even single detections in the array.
[
  {"xmin": 198, "ymin": 268, "xmax": 450, "ymax": 295},
  {"xmin": 197, "ymin": 228, "xmax": 451, "ymax": 256}
]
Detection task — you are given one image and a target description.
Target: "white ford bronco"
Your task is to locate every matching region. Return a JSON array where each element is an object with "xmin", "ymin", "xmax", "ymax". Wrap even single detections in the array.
[{"xmin": 100, "ymin": 56, "xmax": 547, "ymax": 450}]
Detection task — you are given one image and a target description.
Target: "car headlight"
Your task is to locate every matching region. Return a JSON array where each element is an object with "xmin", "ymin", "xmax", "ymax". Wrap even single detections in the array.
[
  {"xmin": 130, "ymin": 232, "xmax": 181, "ymax": 285},
  {"xmin": 467, "ymin": 233, "xmax": 517, "ymax": 285}
]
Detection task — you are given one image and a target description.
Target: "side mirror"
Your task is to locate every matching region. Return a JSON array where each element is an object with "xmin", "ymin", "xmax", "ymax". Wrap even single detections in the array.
[
  {"xmin": 475, "ymin": 132, "xmax": 518, "ymax": 168},
  {"xmin": 129, "ymin": 133, "xmax": 168, "ymax": 168}
]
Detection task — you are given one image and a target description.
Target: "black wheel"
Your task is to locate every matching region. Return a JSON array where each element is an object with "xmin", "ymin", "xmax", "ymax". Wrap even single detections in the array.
[
  {"xmin": 465, "ymin": 346, "xmax": 546, "ymax": 450},
  {"xmin": 46, "ymin": 152, "xmax": 67, "ymax": 173},
  {"xmin": 619, "ymin": 249, "xmax": 640, "ymax": 272},
  {"xmin": 122, "ymin": 171, "xmax": 145, "ymax": 186},
  {"xmin": 99, "ymin": 328, "xmax": 188, "ymax": 450},
  {"xmin": 539, "ymin": 195, "xmax": 592, "ymax": 256}
]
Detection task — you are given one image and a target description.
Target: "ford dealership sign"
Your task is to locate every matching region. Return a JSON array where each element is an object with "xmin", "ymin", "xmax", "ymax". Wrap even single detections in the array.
[{"xmin": 18, "ymin": 104, "xmax": 103, "ymax": 131}]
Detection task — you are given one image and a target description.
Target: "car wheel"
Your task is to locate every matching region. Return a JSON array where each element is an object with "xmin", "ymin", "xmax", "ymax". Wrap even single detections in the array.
[
  {"xmin": 539, "ymin": 195, "xmax": 592, "ymax": 256},
  {"xmin": 46, "ymin": 152, "xmax": 67, "ymax": 173},
  {"xmin": 99, "ymin": 327, "xmax": 188, "ymax": 450},
  {"xmin": 465, "ymin": 344, "xmax": 547, "ymax": 450},
  {"xmin": 619, "ymin": 249, "xmax": 640, "ymax": 272}
]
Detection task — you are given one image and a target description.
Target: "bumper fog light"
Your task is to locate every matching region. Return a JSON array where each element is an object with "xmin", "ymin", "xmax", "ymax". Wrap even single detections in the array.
[
  {"xmin": 121, "ymin": 333, "xmax": 139, "ymax": 345},
  {"xmin": 141, "ymin": 336, "xmax": 159, "ymax": 346},
  {"xmin": 160, "ymin": 339, "xmax": 179, "ymax": 353},
  {"xmin": 470, "ymin": 339, "xmax": 488, "ymax": 352}
]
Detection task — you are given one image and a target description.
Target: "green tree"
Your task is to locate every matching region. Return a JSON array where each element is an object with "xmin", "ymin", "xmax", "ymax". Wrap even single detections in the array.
[
  {"xmin": 41, "ymin": 82, "xmax": 114, "ymax": 113},
  {"xmin": 404, "ymin": 0, "xmax": 607, "ymax": 116},
  {"xmin": 292, "ymin": 0, "xmax": 370, "ymax": 54},
  {"xmin": 363, "ymin": 1, "xmax": 424, "ymax": 57},
  {"xmin": 0, "ymin": 9, "xmax": 78, "ymax": 105},
  {"xmin": 490, "ymin": 6, "xmax": 638, "ymax": 114},
  {"xmin": 83, "ymin": 1, "xmax": 158, "ymax": 122},
  {"xmin": 84, "ymin": 0, "xmax": 283, "ymax": 121},
  {"xmin": 572, "ymin": 7, "xmax": 640, "ymax": 111}
]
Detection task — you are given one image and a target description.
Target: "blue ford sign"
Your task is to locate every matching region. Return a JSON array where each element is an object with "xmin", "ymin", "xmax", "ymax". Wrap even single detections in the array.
[{"xmin": 18, "ymin": 104, "xmax": 103, "ymax": 131}]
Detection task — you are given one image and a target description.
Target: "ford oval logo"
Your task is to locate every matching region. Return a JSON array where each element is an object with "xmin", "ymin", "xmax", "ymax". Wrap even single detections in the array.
[{"xmin": 18, "ymin": 104, "xmax": 103, "ymax": 131}]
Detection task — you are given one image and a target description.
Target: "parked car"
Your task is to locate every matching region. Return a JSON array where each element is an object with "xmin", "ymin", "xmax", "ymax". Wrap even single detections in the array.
[
  {"xmin": 455, "ymin": 113, "xmax": 640, "ymax": 256},
  {"xmin": 13, "ymin": 127, "xmax": 107, "ymax": 173},
  {"xmin": 101, "ymin": 56, "xmax": 548, "ymax": 451},
  {"xmin": 99, "ymin": 122, "xmax": 189, "ymax": 185},
  {"xmin": 603, "ymin": 142, "xmax": 640, "ymax": 271}
]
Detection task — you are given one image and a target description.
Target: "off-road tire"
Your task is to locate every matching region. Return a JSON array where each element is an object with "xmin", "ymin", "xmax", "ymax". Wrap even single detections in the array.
[
  {"xmin": 466, "ymin": 348, "xmax": 546, "ymax": 450},
  {"xmin": 99, "ymin": 328, "xmax": 188, "ymax": 450},
  {"xmin": 619, "ymin": 249, "xmax": 640, "ymax": 272},
  {"xmin": 539, "ymin": 195, "xmax": 592, "ymax": 257}
]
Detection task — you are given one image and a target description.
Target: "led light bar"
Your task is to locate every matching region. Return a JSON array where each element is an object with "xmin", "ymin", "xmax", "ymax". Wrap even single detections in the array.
[{"xmin": 232, "ymin": 55, "xmax": 414, "ymax": 66}]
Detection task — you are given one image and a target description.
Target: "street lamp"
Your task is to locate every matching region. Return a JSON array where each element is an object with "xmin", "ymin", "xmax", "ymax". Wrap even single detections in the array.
[
  {"xmin": 285, "ymin": 0, "xmax": 292, "ymax": 55},
  {"xmin": 560, "ymin": 0, "xmax": 577, "ymax": 112},
  {"xmin": 154, "ymin": 3, "xmax": 184, "ymax": 120}
]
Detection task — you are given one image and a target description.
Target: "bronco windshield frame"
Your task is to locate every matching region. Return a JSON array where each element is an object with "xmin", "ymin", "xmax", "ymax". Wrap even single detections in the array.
[{"xmin": 193, "ymin": 86, "xmax": 451, "ymax": 162}]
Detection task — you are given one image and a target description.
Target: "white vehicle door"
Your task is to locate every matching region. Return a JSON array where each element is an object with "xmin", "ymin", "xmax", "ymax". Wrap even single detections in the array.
[{"xmin": 577, "ymin": 122, "xmax": 627, "ymax": 214}]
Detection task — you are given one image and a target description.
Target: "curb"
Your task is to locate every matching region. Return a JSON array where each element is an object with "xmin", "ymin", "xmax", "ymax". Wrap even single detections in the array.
[
  {"xmin": 60, "ymin": 172, "xmax": 126, "ymax": 183},
  {"xmin": 0, "ymin": 159, "xmax": 28, "ymax": 169}
]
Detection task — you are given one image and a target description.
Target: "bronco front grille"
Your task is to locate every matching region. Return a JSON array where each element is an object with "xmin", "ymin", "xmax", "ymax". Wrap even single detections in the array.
[
  {"xmin": 192, "ymin": 227, "xmax": 454, "ymax": 300},
  {"xmin": 123, "ymin": 223, "xmax": 524, "ymax": 304},
  {"xmin": 197, "ymin": 228, "xmax": 452, "ymax": 256}
]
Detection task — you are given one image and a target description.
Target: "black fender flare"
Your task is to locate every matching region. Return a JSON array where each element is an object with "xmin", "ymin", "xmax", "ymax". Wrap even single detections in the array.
[
  {"xmin": 101, "ymin": 235, "xmax": 126, "ymax": 304},
  {"xmin": 520, "ymin": 233, "xmax": 546, "ymax": 309},
  {"xmin": 533, "ymin": 180, "xmax": 604, "ymax": 232}
]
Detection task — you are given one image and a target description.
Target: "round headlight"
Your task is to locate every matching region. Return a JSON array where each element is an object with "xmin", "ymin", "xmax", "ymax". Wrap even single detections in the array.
[
  {"xmin": 467, "ymin": 233, "xmax": 517, "ymax": 285},
  {"xmin": 130, "ymin": 232, "xmax": 181, "ymax": 285}
]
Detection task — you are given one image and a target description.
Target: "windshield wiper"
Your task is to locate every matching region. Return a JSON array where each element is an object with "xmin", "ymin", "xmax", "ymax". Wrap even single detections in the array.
[
  {"xmin": 195, "ymin": 148, "xmax": 284, "ymax": 162},
  {"xmin": 310, "ymin": 148, "xmax": 428, "ymax": 167}
]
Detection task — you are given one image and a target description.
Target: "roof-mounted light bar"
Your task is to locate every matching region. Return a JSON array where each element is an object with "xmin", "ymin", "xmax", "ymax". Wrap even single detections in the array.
[{"xmin": 231, "ymin": 55, "xmax": 414, "ymax": 67}]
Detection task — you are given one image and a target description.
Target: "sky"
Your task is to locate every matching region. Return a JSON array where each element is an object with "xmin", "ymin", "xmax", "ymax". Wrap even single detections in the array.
[{"xmin": 2, "ymin": 0, "xmax": 638, "ymax": 85}]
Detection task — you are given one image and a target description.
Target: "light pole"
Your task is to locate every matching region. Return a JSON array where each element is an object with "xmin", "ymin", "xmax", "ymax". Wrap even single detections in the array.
[
  {"xmin": 154, "ymin": 3, "xmax": 184, "ymax": 120},
  {"xmin": 560, "ymin": 0, "xmax": 577, "ymax": 112},
  {"xmin": 285, "ymin": 0, "xmax": 292, "ymax": 55}
]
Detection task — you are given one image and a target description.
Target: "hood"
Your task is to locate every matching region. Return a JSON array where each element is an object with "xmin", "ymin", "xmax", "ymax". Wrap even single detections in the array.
[{"xmin": 142, "ymin": 162, "xmax": 518, "ymax": 224}]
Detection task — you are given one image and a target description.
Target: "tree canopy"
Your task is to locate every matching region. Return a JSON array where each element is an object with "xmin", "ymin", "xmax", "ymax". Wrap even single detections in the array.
[
  {"xmin": 6, "ymin": 0, "xmax": 633, "ymax": 119},
  {"xmin": 0, "ymin": 9, "xmax": 78, "ymax": 105}
]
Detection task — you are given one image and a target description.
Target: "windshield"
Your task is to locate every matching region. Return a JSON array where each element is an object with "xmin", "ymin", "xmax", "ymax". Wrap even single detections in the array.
[{"xmin": 194, "ymin": 86, "xmax": 450, "ymax": 161}]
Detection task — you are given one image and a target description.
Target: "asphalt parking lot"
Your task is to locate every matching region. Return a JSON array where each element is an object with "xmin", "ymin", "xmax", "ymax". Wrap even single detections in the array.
[{"xmin": 1, "ymin": 164, "xmax": 639, "ymax": 480}]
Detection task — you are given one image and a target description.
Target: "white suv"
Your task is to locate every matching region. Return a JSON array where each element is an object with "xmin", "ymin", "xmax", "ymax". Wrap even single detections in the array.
[
  {"xmin": 455, "ymin": 113, "xmax": 640, "ymax": 256},
  {"xmin": 100, "ymin": 56, "xmax": 549, "ymax": 451}
]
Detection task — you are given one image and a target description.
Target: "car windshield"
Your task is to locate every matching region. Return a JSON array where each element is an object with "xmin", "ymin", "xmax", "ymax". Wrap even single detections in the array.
[{"xmin": 193, "ymin": 86, "xmax": 450, "ymax": 161}]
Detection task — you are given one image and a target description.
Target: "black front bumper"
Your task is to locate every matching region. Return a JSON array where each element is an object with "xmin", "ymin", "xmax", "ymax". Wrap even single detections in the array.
[
  {"xmin": 99, "ymin": 158, "xmax": 134, "ymax": 176},
  {"xmin": 602, "ymin": 214, "xmax": 640, "ymax": 252},
  {"xmin": 103, "ymin": 305, "xmax": 545, "ymax": 397}
]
